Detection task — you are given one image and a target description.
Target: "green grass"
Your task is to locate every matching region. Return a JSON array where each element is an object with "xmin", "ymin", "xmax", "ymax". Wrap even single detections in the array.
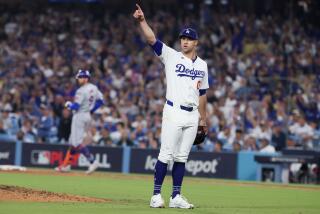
[{"xmin": 0, "ymin": 169, "xmax": 320, "ymax": 214}]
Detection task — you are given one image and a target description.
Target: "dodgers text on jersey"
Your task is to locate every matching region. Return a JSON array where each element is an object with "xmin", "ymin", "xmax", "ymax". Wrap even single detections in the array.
[{"xmin": 175, "ymin": 64, "xmax": 205, "ymax": 80}]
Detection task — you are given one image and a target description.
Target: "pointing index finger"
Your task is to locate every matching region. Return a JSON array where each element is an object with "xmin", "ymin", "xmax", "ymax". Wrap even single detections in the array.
[{"xmin": 136, "ymin": 3, "xmax": 142, "ymax": 11}]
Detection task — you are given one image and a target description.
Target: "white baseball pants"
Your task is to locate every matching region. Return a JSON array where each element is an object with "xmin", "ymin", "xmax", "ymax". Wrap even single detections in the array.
[{"xmin": 158, "ymin": 103, "xmax": 199, "ymax": 163}]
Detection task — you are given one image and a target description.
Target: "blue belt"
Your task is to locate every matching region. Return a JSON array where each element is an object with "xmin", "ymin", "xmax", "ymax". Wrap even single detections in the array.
[{"xmin": 166, "ymin": 100, "xmax": 193, "ymax": 112}]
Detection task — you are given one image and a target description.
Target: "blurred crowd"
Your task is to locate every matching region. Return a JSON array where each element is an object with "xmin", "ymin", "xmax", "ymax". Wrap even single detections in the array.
[{"xmin": 0, "ymin": 2, "xmax": 320, "ymax": 153}]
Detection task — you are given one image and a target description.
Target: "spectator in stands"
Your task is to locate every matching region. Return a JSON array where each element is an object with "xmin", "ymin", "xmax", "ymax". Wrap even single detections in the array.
[
  {"xmin": 249, "ymin": 120, "xmax": 272, "ymax": 141},
  {"xmin": 309, "ymin": 121, "xmax": 320, "ymax": 149},
  {"xmin": 110, "ymin": 122, "xmax": 123, "ymax": 143},
  {"xmin": 132, "ymin": 123, "xmax": 147, "ymax": 146},
  {"xmin": 116, "ymin": 123, "xmax": 134, "ymax": 147},
  {"xmin": 37, "ymin": 104, "xmax": 54, "ymax": 143},
  {"xmin": 137, "ymin": 138, "xmax": 148, "ymax": 149},
  {"xmin": 259, "ymin": 138, "xmax": 276, "ymax": 153},
  {"xmin": 0, "ymin": 120, "xmax": 7, "ymax": 134},
  {"xmin": 0, "ymin": 105, "xmax": 20, "ymax": 136},
  {"xmin": 217, "ymin": 125, "xmax": 234, "ymax": 147},
  {"xmin": 91, "ymin": 126, "xmax": 102, "ymax": 145},
  {"xmin": 51, "ymin": 94, "xmax": 65, "ymax": 120},
  {"xmin": 233, "ymin": 129, "xmax": 245, "ymax": 146},
  {"xmin": 232, "ymin": 142, "xmax": 242, "ymax": 152},
  {"xmin": 213, "ymin": 141, "xmax": 223, "ymax": 153},
  {"xmin": 271, "ymin": 121, "xmax": 287, "ymax": 151},
  {"xmin": 20, "ymin": 120, "xmax": 37, "ymax": 143},
  {"xmin": 98, "ymin": 127, "xmax": 114, "ymax": 147},
  {"xmin": 57, "ymin": 108, "xmax": 72, "ymax": 144},
  {"xmin": 243, "ymin": 136, "xmax": 258, "ymax": 151},
  {"xmin": 146, "ymin": 130, "xmax": 159, "ymax": 149},
  {"xmin": 288, "ymin": 115, "xmax": 314, "ymax": 149}
]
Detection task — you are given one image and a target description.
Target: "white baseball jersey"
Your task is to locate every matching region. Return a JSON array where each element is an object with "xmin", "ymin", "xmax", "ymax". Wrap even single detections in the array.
[
  {"xmin": 74, "ymin": 83, "xmax": 103, "ymax": 113},
  {"xmin": 157, "ymin": 42, "xmax": 209, "ymax": 108},
  {"xmin": 153, "ymin": 40, "xmax": 209, "ymax": 163}
]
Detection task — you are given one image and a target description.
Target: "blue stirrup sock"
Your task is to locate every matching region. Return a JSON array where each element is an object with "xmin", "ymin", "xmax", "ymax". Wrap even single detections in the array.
[
  {"xmin": 153, "ymin": 160, "xmax": 168, "ymax": 195},
  {"xmin": 172, "ymin": 162, "xmax": 185, "ymax": 199},
  {"xmin": 79, "ymin": 145, "xmax": 95, "ymax": 164}
]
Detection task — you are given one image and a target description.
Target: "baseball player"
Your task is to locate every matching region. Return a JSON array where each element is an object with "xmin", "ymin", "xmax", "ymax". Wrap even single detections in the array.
[
  {"xmin": 55, "ymin": 69, "xmax": 104, "ymax": 174},
  {"xmin": 133, "ymin": 4, "xmax": 209, "ymax": 209}
]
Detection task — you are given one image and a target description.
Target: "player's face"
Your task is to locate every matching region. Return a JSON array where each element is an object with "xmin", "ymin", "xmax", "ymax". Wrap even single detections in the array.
[
  {"xmin": 77, "ymin": 77, "xmax": 88, "ymax": 85},
  {"xmin": 180, "ymin": 37, "xmax": 198, "ymax": 54}
]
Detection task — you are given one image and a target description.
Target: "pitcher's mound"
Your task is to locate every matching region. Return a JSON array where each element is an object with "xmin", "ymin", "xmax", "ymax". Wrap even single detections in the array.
[{"xmin": 0, "ymin": 185, "xmax": 110, "ymax": 202}]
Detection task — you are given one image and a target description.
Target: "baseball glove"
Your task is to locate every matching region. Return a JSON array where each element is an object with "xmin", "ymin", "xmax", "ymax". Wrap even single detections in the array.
[{"xmin": 193, "ymin": 125, "xmax": 207, "ymax": 145}]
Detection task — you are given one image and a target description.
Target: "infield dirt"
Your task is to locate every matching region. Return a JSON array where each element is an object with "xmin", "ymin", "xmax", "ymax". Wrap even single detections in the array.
[{"xmin": 0, "ymin": 184, "xmax": 110, "ymax": 202}]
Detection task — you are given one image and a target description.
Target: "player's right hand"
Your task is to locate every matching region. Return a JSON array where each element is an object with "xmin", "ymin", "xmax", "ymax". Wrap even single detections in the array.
[
  {"xmin": 133, "ymin": 4, "xmax": 145, "ymax": 22},
  {"xmin": 64, "ymin": 101, "xmax": 72, "ymax": 109}
]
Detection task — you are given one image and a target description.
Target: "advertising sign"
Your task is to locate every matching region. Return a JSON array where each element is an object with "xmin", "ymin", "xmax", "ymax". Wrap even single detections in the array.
[
  {"xmin": 130, "ymin": 149, "xmax": 237, "ymax": 179},
  {"xmin": 21, "ymin": 143, "xmax": 123, "ymax": 172}
]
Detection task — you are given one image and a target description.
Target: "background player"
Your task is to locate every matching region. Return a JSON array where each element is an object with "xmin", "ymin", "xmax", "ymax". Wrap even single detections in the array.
[
  {"xmin": 133, "ymin": 4, "xmax": 209, "ymax": 209},
  {"xmin": 55, "ymin": 69, "xmax": 104, "ymax": 174}
]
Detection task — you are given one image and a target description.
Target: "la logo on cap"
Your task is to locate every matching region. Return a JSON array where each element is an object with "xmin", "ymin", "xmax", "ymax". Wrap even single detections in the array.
[{"xmin": 186, "ymin": 29, "xmax": 190, "ymax": 33}]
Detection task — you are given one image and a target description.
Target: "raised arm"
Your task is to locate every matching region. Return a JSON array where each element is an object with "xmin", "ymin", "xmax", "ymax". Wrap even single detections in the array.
[{"xmin": 133, "ymin": 4, "xmax": 156, "ymax": 45}]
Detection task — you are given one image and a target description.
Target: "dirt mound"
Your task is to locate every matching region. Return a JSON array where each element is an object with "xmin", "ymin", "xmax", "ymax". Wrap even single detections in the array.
[{"xmin": 0, "ymin": 185, "xmax": 110, "ymax": 203}]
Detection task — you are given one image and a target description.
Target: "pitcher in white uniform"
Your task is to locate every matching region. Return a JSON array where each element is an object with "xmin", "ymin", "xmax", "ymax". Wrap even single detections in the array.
[
  {"xmin": 133, "ymin": 4, "xmax": 209, "ymax": 209},
  {"xmin": 55, "ymin": 69, "xmax": 104, "ymax": 174}
]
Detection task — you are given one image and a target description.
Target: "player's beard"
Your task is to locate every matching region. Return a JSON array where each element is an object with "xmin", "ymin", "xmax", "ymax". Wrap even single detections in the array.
[{"xmin": 77, "ymin": 78, "xmax": 88, "ymax": 86}]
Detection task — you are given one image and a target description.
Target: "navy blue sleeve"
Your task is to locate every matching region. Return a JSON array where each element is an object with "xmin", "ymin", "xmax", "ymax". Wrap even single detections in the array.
[
  {"xmin": 150, "ymin": 39, "xmax": 163, "ymax": 56},
  {"xmin": 90, "ymin": 99, "xmax": 104, "ymax": 114},
  {"xmin": 70, "ymin": 102, "xmax": 80, "ymax": 110},
  {"xmin": 199, "ymin": 89, "xmax": 207, "ymax": 96}
]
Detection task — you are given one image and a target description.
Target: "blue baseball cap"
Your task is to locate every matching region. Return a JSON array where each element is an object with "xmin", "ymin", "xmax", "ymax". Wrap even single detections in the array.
[
  {"xmin": 179, "ymin": 28, "xmax": 198, "ymax": 40},
  {"xmin": 76, "ymin": 69, "xmax": 91, "ymax": 79}
]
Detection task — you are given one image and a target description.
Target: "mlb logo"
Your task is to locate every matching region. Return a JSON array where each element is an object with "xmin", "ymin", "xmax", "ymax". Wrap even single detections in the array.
[{"xmin": 31, "ymin": 150, "xmax": 50, "ymax": 165}]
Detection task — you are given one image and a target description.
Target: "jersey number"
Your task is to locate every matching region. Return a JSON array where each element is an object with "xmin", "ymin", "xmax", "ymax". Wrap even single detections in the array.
[{"xmin": 89, "ymin": 95, "xmax": 94, "ymax": 106}]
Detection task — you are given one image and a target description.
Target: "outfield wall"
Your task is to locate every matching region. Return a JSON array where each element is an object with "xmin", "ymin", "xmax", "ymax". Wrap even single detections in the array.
[{"xmin": 0, "ymin": 141, "xmax": 274, "ymax": 181}]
